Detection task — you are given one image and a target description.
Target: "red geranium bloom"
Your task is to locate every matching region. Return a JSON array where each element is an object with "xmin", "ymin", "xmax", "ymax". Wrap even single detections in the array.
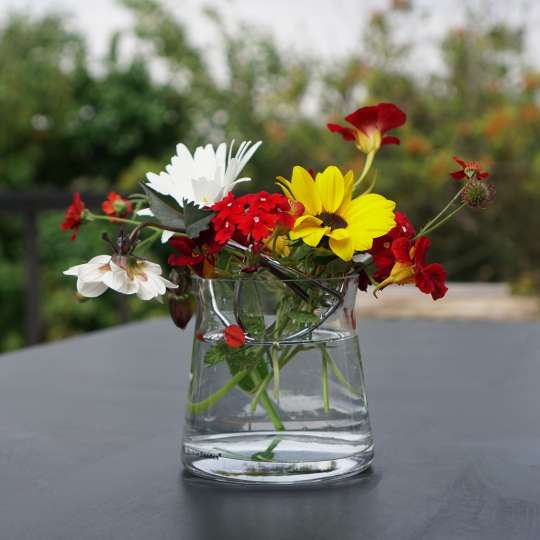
[
  {"xmin": 61, "ymin": 192, "xmax": 86, "ymax": 240},
  {"xmin": 450, "ymin": 156, "xmax": 490, "ymax": 181},
  {"xmin": 327, "ymin": 102, "xmax": 407, "ymax": 154},
  {"xmin": 375, "ymin": 235, "xmax": 448, "ymax": 300},
  {"xmin": 101, "ymin": 192, "xmax": 133, "ymax": 219},
  {"xmin": 370, "ymin": 211, "xmax": 416, "ymax": 281},
  {"xmin": 224, "ymin": 324, "xmax": 245, "ymax": 348}
]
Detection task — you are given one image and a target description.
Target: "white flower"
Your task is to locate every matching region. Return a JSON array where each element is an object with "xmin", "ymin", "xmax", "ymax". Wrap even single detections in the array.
[
  {"xmin": 138, "ymin": 140, "xmax": 262, "ymax": 242},
  {"xmin": 63, "ymin": 255, "xmax": 177, "ymax": 301}
]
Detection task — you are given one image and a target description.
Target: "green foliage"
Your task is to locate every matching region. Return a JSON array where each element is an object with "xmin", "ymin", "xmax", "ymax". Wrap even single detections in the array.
[
  {"xmin": 1, "ymin": 1, "xmax": 539, "ymax": 351},
  {"xmin": 182, "ymin": 200, "xmax": 214, "ymax": 238},
  {"xmin": 141, "ymin": 184, "xmax": 185, "ymax": 229}
]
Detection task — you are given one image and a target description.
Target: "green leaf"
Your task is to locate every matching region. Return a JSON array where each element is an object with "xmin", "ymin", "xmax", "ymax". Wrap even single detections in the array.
[
  {"xmin": 182, "ymin": 199, "xmax": 214, "ymax": 238},
  {"xmin": 140, "ymin": 183, "xmax": 185, "ymax": 230},
  {"xmin": 289, "ymin": 310, "xmax": 320, "ymax": 324},
  {"xmin": 204, "ymin": 342, "xmax": 228, "ymax": 366}
]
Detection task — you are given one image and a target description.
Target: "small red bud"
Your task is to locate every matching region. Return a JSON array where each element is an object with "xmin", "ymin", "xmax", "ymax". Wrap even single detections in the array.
[{"xmin": 224, "ymin": 325, "xmax": 245, "ymax": 348}]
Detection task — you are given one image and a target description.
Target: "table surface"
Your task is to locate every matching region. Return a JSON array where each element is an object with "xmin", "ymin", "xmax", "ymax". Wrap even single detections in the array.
[{"xmin": 1, "ymin": 318, "xmax": 539, "ymax": 540}]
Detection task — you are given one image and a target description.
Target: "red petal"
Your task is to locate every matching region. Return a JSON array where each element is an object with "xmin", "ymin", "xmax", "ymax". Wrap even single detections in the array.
[
  {"xmin": 375, "ymin": 103, "xmax": 407, "ymax": 133},
  {"xmin": 224, "ymin": 325, "xmax": 245, "ymax": 348},
  {"xmin": 169, "ymin": 236, "xmax": 195, "ymax": 255},
  {"xmin": 344, "ymin": 106, "xmax": 379, "ymax": 133},
  {"xmin": 450, "ymin": 170, "xmax": 466, "ymax": 180},
  {"xmin": 381, "ymin": 135, "xmax": 400, "ymax": 146},
  {"xmin": 391, "ymin": 237, "xmax": 412, "ymax": 263},
  {"xmin": 395, "ymin": 212, "xmax": 416, "ymax": 238},
  {"xmin": 452, "ymin": 156, "xmax": 467, "ymax": 168},
  {"xmin": 416, "ymin": 263, "xmax": 448, "ymax": 300},
  {"xmin": 413, "ymin": 236, "xmax": 430, "ymax": 267},
  {"xmin": 327, "ymin": 123, "xmax": 356, "ymax": 141}
]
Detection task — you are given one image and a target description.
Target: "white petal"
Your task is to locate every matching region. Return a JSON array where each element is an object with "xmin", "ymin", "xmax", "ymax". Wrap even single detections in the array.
[
  {"xmin": 87, "ymin": 255, "xmax": 112, "ymax": 264},
  {"xmin": 77, "ymin": 279, "xmax": 108, "ymax": 298},
  {"xmin": 136, "ymin": 208, "xmax": 154, "ymax": 217},
  {"xmin": 64, "ymin": 264, "xmax": 84, "ymax": 276},
  {"xmin": 103, "ymin": 263, "xmax": 138, "ymax": 295},
  {"xmin": 161, "ymin": 230, "xmax": 175, "ymax": 243},
  {"xmin": 138, "ymin": 260, "xmax": 163, "ymax": 275},
  {"xmin": 78, "ymin": 263, "xmax": 109, "ymax": 283},
  {"xmin": 145, "ymin": 171, "xmax": 173, "ymax": 196},
  {"xmin": 135, "ymin": 275, "xmax": 162, "ymax": 300},
  {"xmin": 63, "ymin": 255, "xmax": 110, "ymax": 277},
  {"xmin": 191, "ymin": 177, "xmax": 222, "ymax": 205},
  {"xmin": 159, "ymin": 276, "xmax": 178, "ymax": 289}
]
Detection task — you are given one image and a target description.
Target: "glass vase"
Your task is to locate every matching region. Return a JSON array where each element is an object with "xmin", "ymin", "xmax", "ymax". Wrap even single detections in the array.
[{"xmin": 181, "ymin": 273, "xmax": 374, "ymax": 484}]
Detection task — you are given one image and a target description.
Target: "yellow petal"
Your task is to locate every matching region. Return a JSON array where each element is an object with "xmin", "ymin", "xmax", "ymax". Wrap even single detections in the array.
[
  {"xmin": 315, "ymin": 166, "xmax": 344, "ymax": 213},
  {"xmin": 289, "ymin": 166, "xmax": 322, "ymax": 215},
  {"xmin": 326, "ymin": 227, "xmax": 349, "ymax": 240},
  {"xmin": 329, "ymin": 232, "xmax": 354, "ymax": 261},
  {"xmin": 302, "ymin": 227, "xmax": 329, "ymax": 247},
  {"xmin": 374, "ymin": 261, "xmax": 415, "ymax": 295},
  {"xmin": 290, "ymin": 215, "xmax": 327, "ymax": 247},
  {"xmin": 276, "ymin": 176, "xmax": 294, "ymax": 199}
]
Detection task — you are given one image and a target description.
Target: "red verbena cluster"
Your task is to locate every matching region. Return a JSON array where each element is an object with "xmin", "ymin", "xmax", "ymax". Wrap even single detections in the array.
[{"xmin": 210, "ymin": 192, "xmax": 302, "ymax": 245}]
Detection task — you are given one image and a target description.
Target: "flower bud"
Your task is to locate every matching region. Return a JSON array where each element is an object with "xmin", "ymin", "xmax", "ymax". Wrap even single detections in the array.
[
  {"xmin": 461, "ymin": 179, "xmax": 496, "ymax": 209},
  {"xmin": 168, "ymin": 292, "xmax": 197, "ymax": 329}
]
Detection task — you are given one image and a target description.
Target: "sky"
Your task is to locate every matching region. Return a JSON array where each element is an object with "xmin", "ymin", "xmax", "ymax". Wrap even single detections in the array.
[{"xmin": 0, "ymin": 0, "xmax": 537, "ymax": 74}]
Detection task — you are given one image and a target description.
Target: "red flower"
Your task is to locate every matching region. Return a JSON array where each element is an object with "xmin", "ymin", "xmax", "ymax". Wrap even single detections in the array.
[
  {"xmin": 101, "ymin": 192, "xmax": 133, "ymax": 219},
  {"xmin": 210, "ymin": 192, "xmax": 296, "ymax": 247},
  {"xmin": 224, "ymin": 325, "xmax": 245, "ymax": 348},
  {"xmin": 370, "ymin": 211, "xmax": 416, "ymax": 281},
  {"xmin": 327, "ymin": 102, "xmax": 407, "ymax": 153},
  {"xmin": 450, "ymin": 156, "xmax": 490, "ymax": 181},
  {"xmin": 375, "ymin": 235, "xmax": 448, "ymax": 300},
  {"xmin": 61, "ymin": 193, "xmax": 86, "ymax": 240},
  {"xmin": 168, "ymin": 231, "xmax": 222, "ymax": 277}
]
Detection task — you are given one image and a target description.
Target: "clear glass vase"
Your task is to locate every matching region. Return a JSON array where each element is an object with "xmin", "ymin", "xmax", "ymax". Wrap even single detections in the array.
[{"xmin": 181, "ymin": 273, "xmax": 374, "ymax": 484}]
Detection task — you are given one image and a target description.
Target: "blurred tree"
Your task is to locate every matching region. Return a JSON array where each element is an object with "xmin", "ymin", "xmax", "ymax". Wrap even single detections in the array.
[{"xmin": 0, "ymin": 0, "xmax": 539, "ymax": 352}]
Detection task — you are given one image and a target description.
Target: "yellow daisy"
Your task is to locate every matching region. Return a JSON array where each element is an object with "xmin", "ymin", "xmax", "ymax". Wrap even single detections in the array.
[{"xmin": 277, "ymin": 165, "xmax": 396, "ymax": 261}]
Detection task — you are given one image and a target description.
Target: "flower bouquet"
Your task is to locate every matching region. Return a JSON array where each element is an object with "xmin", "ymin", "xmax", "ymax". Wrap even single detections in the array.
[{"xmin": 63, "ymin": 102, "xmax": 494, "ymax": 484}]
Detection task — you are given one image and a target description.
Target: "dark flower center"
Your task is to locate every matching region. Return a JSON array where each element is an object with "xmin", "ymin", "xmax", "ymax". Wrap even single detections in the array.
[{"xmin": 318, "ymin": 211, "xmax": 347, "ymax": 230}]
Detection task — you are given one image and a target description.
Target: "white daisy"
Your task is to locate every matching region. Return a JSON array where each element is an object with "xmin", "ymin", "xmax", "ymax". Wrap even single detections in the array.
[{"xmin": 139, "ymin": 140, "xmax": 262, "ymax": 242}]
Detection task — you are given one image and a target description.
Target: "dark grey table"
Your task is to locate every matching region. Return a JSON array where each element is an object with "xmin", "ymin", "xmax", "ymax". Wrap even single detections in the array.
[{"xmin": 1, "ymin": 319, "xmax": 539, "ymax": 540}]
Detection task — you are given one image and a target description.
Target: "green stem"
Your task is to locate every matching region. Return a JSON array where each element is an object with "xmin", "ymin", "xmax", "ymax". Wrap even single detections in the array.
[
  {"xmin": 421, "ymin": 203, "xmax": 466, "ymax": 236},
  {"xmin": 89, "ymin": 214, "xmax": 143, "ymax": 226},
  {"xmin": 416, "ymin": 187, "xmax": 465, "ymax": 238},
  {"xmin": 187, "ymin": 368, "xmax": 250, "ymax": 414},
  {"xmin": 249, "ymin": 345, "xmax": 304, "ymax": 412},
  {"xmin": 271, "ymin": 345, "xmax": 280, "ymax": 401},
  {"xmin": 251, "ymin": 372, "xmax": 284, "ymax": 431},
  {"xmin": 321, "ymin": 347, "xmax": 330, "ymax": 414},
  {"xmin": 353, "ymin": 150, "xmax": 376, "ymax": 194},
  {"xmin": 134, "ymin": 229, "xmax": 161, "ymax": 255},
  {"xmin": 328, "ymin": 356, "xmax": 361, "ymax": 398},
  {"xmin": 251, "ymin": 436, "xmax": 282, "ymax": 462}
]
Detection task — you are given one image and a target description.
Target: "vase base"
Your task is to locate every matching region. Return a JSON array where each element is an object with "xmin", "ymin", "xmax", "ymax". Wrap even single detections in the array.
[{"xmin": 182, "ymin": 431, "xmax": 374, "ymax": 485}]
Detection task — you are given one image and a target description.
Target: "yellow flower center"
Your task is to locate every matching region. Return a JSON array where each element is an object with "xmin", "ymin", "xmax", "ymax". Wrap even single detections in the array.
[{"xmin": 318, "ymin": 211, "xmax": 347, "ymax": 230}]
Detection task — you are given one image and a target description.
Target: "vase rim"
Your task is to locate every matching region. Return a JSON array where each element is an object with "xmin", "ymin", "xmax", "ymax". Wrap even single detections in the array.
[{"xmin": 191, "ymin": 272, "xmax": 361, "ymax": 284}]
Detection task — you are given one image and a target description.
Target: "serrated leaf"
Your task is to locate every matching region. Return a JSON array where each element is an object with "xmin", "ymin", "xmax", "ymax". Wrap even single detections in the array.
[
  {"xmin": 289, "ymin": 310, "xmax": 320, "ymax": 324},
  {"xmin": 182, "ymin": 199, "xmax": 214, "ymax": 238},
  {"xmin": 140, "ymin": 183, "xmax": 185, "ymax": 230},
  {"xmin": 204, "ymin": 342, "xmax": 227, "ymax": 366}
]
